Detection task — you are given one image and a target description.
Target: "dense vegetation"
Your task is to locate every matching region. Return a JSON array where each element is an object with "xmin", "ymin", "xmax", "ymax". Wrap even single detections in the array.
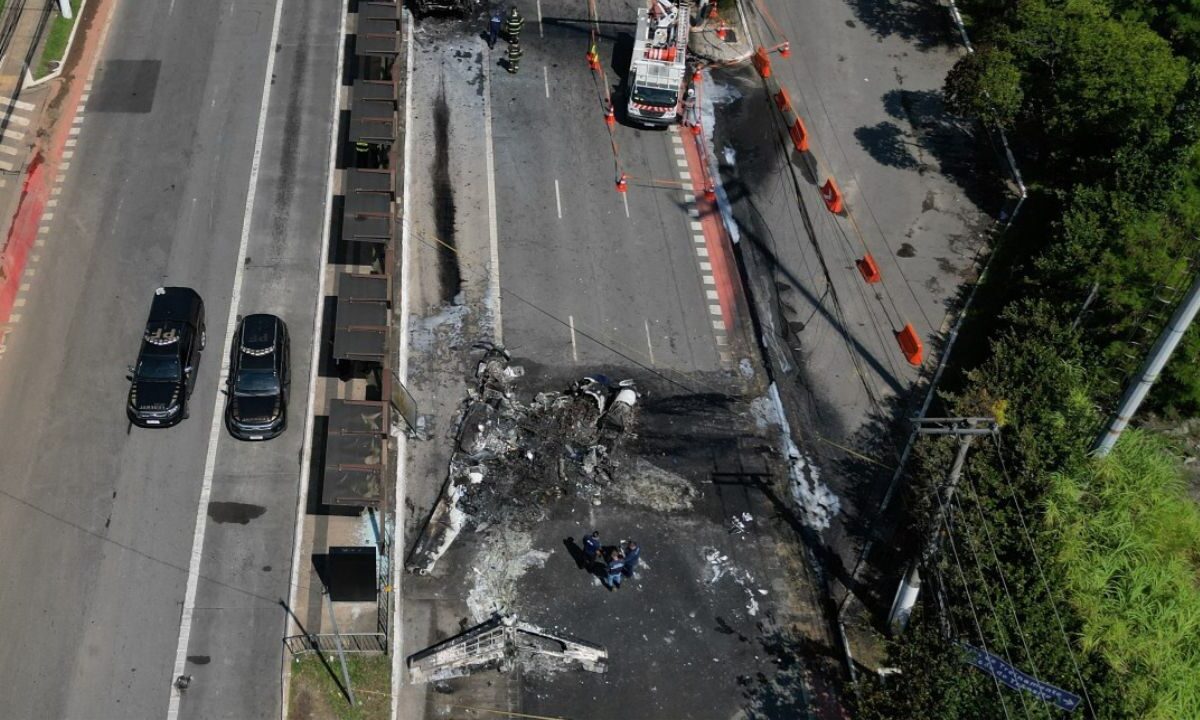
[{"xmin": 855, "ymin": 0, "xmax": 1200, "ymax": 717}]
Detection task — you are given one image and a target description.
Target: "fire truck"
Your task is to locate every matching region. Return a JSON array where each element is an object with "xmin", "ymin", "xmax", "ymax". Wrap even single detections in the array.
[{"xmin": 626, "ymin": 0, "xmax": 691, "ymax": 126}]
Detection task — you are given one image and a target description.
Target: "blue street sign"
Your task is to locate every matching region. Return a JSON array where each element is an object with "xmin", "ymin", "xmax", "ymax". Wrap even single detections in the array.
[{"xmin": 961, "ymin": 642, "xmax": 1082, "ymax": 712}]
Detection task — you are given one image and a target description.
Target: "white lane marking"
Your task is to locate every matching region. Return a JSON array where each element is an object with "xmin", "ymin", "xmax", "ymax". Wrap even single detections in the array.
[
  {"xmin": 708, "ymin": 303, "xmax": 722, "ymax": 315},
  {"xmin": 622, "ymin": 191, "xmax": 629, "ymax": 218},
  {"xmin": 166, "ymin": 0, "xmax": 286, "ymax": 710},
  {"xmin": 537, "ymin": 0, "xmax": 543, "ymax": 37},
  {"xmin": 0, "ymin": 145, "xmax": 17, "ymax": 156},
  {"xmin": 543, "ymin": 66, "xmax": 549, "ymax": 98},
  {"xmin": 68, "ymin": 126, "xmax": 80, "ymax": 136},
  {"xmin": 688, "ymin": 206, "xmax": 699, "ymax": 217},
  {"xmin": 0, "ymin": 159, "xmax": 12, "ymax": 171},
  {"xmin": 693, "ymin": 234, "xmax": 705, "ymax": 244},
  {"xmin": 65, "ymin": 138, "xmax": 76, "ymax": 147},
  {"xmin": 683, "ymin": 192, "xmax": 695, "ymax": 202},
  {"xmin": 696, "ymin": 246, "xmax": 709, "ymax": 257},
  {"xmin": 554, "ymin": 178, "xmax": 562, "ymax": 219},
  {"xmin": 390, "ymin": 13, "xmax": 417, "ymax": 718},
  {"xmin": 676, "ymin": 158, "xmax": 688, "ymax": 168},
  {"xmin": 713, "ymin": 319, "xmax": 726, "ymax": 331},
  {"xmin": 569, "ymin": 314, "xmax": 578, "ymax": 361},
  {"xmin": 283, "ymin": 3, "xmax": 349, "ymax": 719},
  {"xmin": 716, "ymin": 335, "xmax": 729, "ymax": 345},
  {"xmin": 674, "ymin": 146, "xmax": 685, "ymax": 155},
  {"xmin": 62, "ymin": 150, "xmax": 73, "ymax": 159},
  {"xmin": 13, "ymin": 297, "xmax": 24, "ymax": 307},
  {"xmin": 706, "ymin": 289, "xmax": 719, "ymax": 300},
  {"xmin": 690, "ymin": 220, "xmax": 702, "ymax": 231},
  {"xmin": 679, "ymin": 170, "xmax": 691, "ymax": 181},
  {"xmin": 699, "ymin": 261, "xmax": 711, "ymax": 271},
  {"xmin": 482, "ymin": 48, "xmax": 503, "ymax": 343},
  {"xmin": 644, "ymin": 318, "xmax": 655, "ymax": 365}
]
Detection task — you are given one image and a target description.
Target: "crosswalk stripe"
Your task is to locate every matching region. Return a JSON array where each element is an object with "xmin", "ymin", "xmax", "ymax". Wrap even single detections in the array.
[
  {"xmin": 0, "ymin": 97, "xmax": 35, "ymax": 112},
  {"xmin": 0, "ymin": 144, "xmax": 19, "ymax": 156}
]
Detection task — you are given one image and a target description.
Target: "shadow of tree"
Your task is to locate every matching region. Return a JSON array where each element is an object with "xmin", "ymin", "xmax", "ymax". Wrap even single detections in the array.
[
  {"xmin": 843, "ymin": 0, "xmax": 956, "ymax": 51},
  {"xmin": 738, "ymin": 626, "xmax": 847, "ymax": 719},
  {"xmin": 854, "ymin": 121, "xmax": 921, "ymax": 170}
]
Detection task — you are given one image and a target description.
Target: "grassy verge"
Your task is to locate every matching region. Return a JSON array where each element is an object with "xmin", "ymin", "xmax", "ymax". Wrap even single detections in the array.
[
  {"xmin": 287, "ymin": 653, "xmax": 391, "ymax": 720},
  {"xmin": 35, "ymin": 0, "xmax": 82, "ymax": 79}
]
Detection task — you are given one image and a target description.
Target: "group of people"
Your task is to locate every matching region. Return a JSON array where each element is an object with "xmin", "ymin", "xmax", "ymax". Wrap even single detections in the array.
[
  {"xmin": 488, "ymin": 6, "xmax": 526, "ymax": 73},
  {"xmin": 582, "ymin": 531, "xmax": 641, "ymax": 590}
]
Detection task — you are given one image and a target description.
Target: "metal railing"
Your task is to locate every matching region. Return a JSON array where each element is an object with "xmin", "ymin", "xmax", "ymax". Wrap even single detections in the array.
[{"xmin": 285, "ymin": 632, "xmax": 387, "ymax": 656}]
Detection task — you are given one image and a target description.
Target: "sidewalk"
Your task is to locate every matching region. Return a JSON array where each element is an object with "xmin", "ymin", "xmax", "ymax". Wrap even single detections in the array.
[
  {"xmin": 689, "ymin": 0, "xmax": 754, "ymax": 64},
  {"xmin": 0, "ymin": 0, "xmax": 84, "ymax": 341}
]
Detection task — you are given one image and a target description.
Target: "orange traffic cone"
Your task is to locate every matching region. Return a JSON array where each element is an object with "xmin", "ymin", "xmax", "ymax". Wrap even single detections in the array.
[
  {"xmin": 616, "ymin": 174, "xmax": 628, "ymax": 193},
  {"xmin": 605, "ymin": 103, "xmax": 615, "ymax": 127},
  {"xmin": 716, "ymin": 21, "xmax": 727, "ymax": 41}
]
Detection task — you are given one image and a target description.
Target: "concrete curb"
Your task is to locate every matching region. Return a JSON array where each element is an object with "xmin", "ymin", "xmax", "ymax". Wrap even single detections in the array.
[{"xmin": 25, "ymin": 0, "xmax": 90, "ymax": 89}]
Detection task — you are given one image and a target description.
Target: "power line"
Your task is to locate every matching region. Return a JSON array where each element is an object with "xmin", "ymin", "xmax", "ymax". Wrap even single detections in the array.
[
  {"xmin": 934, "ymin": 488, "xmax": 1015, "ymax": 720},
  {"xmin": 991, "ymin": 431, "xmax": 1097, "ymax": 718}
]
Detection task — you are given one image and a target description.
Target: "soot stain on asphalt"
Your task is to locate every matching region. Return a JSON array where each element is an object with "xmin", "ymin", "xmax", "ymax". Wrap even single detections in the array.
[
  {"xmin": 432, "ymin": 81, "xmax": 463, "ymax": 302},
  {"xmin": 208, "ymin": 502, "xmax": 267, "ymax": 525}
]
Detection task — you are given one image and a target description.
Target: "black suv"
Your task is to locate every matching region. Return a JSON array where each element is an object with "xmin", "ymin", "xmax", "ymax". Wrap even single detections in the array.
[
  {"xmin": 225, "ymin": 314, "xmax": 290, "ymax": 440},
  {"xmin": 127, "ymin": 287, "xmax": 206, "ymax": 427}
]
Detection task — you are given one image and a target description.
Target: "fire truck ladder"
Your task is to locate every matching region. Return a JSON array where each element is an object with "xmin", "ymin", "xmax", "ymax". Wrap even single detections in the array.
[{"xmin": 406, "ymin": 615, "xmax": 608, "ymax": 684}]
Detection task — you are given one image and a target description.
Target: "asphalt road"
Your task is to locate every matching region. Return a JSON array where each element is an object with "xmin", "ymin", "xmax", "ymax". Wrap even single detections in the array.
[
  {"xmin": 0, "ymin": 0, "xmax": 338, "ymax": 717},
  {"xmin": 495, "ymin": 0, "xmax": 734, "ymax": 379},
  {"xmin": 719, "ymin": 0, "xmax": 994, "ymax": 603}
]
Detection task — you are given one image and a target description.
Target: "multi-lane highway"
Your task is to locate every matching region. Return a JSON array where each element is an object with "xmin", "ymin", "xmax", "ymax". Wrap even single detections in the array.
[{"xmin": 0, "ymin": 0, "xmax": 339, "ymax": 717}]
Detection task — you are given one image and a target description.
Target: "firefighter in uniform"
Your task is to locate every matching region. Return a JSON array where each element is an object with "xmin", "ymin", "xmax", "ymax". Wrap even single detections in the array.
[
  {"xmin": 506, "ymin": 37, "xmax": 523, "ymax": 73},
  {"xmin": 505, "ymin": 6, "xmax": 524, "ymax": 42}
]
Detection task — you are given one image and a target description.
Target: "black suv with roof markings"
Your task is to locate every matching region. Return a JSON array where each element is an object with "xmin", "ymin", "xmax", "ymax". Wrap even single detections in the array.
[
  {"xmin": 224, "ymin": 313, "xmax": 290, "ymax": 440},
  {"xmin": 127, "ymin": 287, "xmax": 206, "ymax": 428}
]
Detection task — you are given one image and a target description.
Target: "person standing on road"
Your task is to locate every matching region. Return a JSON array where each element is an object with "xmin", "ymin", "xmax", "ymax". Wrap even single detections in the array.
[
  {"xmin": 622, "ymin": 541, "xmax": 641, "ymax": 578},
  {"xmin": 604, "ymin": 550, "xmax": 625, "ymax": 590},
  {"xmin": 505, "ymin": 6, "xmax": 525, "ymax": 43},
  {"xmin": 583, "ymin": 531, "xmax": 602, "ymax": 562},
  {"xmin": 488, "ymin": 10, "xmax": 502, "ymax": 49},
  {"xmin": 506, "ymin": 37, "xmax": 523, "ymax": 74}
]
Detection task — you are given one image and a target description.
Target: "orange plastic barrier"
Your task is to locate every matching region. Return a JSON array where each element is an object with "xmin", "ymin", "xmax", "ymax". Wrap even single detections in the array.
[
  {"xmin": 587, "ymin": 49, "xmax": 599, "ymax": 70},
  {"xmin": 896, "ymin": 323, "xmax": 924, "ymax": 366},
  {"xmin": 788, "ymin": 117, "xmax": 809, "ymax": 152},
  {"xmin": 820, "ymin": 178, "xmax": 843, "ymax": 214},
  {"xmin": 753, "ymin": 46, "xmax": 772, "ymax": 78},
  {"xmin": 774, "ymin": 87, "xmax": 791, "ymax": 112},
  {"xmin": 856, "ymin": 254, "xmax": 881, "ymax": 284}
]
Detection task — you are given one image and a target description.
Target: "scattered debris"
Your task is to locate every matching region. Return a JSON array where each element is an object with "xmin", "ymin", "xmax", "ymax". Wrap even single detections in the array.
[
  {"xmin": 703, "ymin": 546, "xmax": 769, "ymax": 618},
  {"xmin": 406, "ymin": 615, "xmax": 607, "ymax": 684},
  {"xmin": 465, "ymin": 529, "xmax": 550, "ymax": 623},
  {"xmin": 407, "ymin": 344, "xmax": 644, "ymax": 574}
]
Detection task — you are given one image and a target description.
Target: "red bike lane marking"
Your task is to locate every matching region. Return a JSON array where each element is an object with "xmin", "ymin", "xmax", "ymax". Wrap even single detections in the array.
[
  {"xmin": 0, "ymin": 0, "xmax": 117, "ymax": 336},
  {"xmin": 678, "ymin": 124, "xmax": 741, "ymax": 336}
]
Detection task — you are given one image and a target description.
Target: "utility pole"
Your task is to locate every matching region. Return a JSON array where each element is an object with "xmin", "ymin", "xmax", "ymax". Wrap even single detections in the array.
[
  {"xmin": 57, "ymin": 0, "xmax": 72, "ymax": 20},
  {"xmin": 1094, "ymin": 270, "xmax": 1200, "ymax": 457},
  {"xmin": 888, "ymin": 417, "xmax": 996, "ymax": 634}
]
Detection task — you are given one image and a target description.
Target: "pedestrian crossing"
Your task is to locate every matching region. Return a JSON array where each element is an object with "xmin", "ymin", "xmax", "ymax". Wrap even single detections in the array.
[{"xmin": 0, "ymin": 95, "xmax": 36, "ymax": 186}]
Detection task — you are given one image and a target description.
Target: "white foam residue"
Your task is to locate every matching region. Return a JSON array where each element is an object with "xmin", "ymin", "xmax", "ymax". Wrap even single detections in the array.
[{"xmin": 766, "ymin": 383, "xmax": 841, "ymax": 531}]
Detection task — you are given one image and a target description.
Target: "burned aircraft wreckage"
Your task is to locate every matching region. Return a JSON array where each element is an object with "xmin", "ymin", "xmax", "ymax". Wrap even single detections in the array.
[{"xmin": 406, "ymin": 343, "xmax": 641, "ymax": 576}]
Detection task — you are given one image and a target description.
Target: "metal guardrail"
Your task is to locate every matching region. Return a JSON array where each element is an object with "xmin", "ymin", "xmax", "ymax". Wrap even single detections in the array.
[{"xmin": 285, "ymin": 632, "xmax": 387, "ymax": 656}]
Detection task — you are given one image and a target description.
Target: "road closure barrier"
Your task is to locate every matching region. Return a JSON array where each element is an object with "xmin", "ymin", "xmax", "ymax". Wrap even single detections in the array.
[
  {"xmin": 773, "ymin": 87, "xmax": 791, "ymax": 112},
  {"xmin": 856, "ymin": 254, "xmax": 881, "ymax": 284},
  {"xmin": 753, "ymin": 46, "xmax": 772, "ymax": 78},
  {"xmin": 820, "ymin": 178, "xmax": 844, "ymax": 214},
  {"xmin": 788, "ymin": 116, "xmax": 809, "ymax": 152},
  {"xmin": 895, "ymin": 323, "xmax": 924, "ymax": 366}
]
